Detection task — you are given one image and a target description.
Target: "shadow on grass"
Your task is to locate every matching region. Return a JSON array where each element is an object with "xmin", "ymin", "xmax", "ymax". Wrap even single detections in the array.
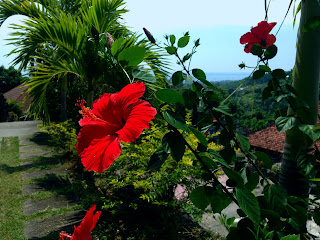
[
  {"xmin": 28, "ymin": 132, "xmax": 53, "ymax": 146},
  {"xmin": 0, "ymin": 156, "xmax": 64, "ymax": 174}
]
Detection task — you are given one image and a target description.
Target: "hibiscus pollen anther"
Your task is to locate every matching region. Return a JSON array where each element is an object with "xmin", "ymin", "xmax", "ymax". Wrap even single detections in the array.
[{"xmin": 76, "ymin": 99, "xmax": 98, "ymax": 121}]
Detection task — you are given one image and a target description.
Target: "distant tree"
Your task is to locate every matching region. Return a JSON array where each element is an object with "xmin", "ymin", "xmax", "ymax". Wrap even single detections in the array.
[{"xmin": 0, "ymin": 66, "xmax": 24, "ymax": 94}]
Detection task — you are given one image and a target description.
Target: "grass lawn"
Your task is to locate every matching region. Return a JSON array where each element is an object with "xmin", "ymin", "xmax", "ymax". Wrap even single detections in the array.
[{"xmin": 0, "ymin": 137, "xmax": 24, "ymax": 240}]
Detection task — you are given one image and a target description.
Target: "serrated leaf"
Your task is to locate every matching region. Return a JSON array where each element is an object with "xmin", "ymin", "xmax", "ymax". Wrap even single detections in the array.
[
  {"xmin": 224, "ymin": 168, "xmax": 244, "ymax": 186},
  {"xmin": 132, "ymin": 69, "xmax": 156, "ymax": 83},
  {"xmin": 201, "ymin": 156, "xmax": 218, "ymax": 170},
  {"xmin": 235, "ymin": 187, "xmax": 261, "ymax": 224},
  {"xmin": 275, "ymin": 116, "xmax": 299, "ymax": 133},
  {"xmin": 208, "ymin": 149, "xmax": 229, "ymax": 167},
  {"xmin": 162, "ymin": 131, "xmax": 185, "ymax": 161},
  {"xmin": 254, "ymin": 151, "xmax": 272, "ymax": 169},
  {"xmin": 192, "ymin": 68, "xmax": 214, "ymax": 89},
  {"xmin": 165, "ymin": 46, "xmax": 177, "ymax": 55},
  {"xmin": 265, "ymin": 185, "xmax": 288, "ymax": 213},
  {"xmin": 178, "ymin": 35, "xmax": 190, "ymax": 48},
  {"xmin": 253, "ymin": 69, "xmax": 265, "ymax": 80},
  {"xmin": 118, "ymin": 46, "xmax": 146, "ymax": 66},
  {"xmin": 189, "ymin": 186, "xmax": 212, "ymax": 210},
  {"xmin": 148, "ymin": 145, "xmax": 170, "ymax": 169},
  {"xmin": 163, "ymin": 111, "xmax": 188, "ymax": 132},
  {"xmin": 172, "ymin": 71, "xmax": 184, "ymax": 86},
  {"xmin": 189, "ymin": 127, "xmax": 208, "ymax": 147},
  {"xmin": 235, "ymin": 133, "xmax": 250, "ymax": 153},
  {"xmin": 156, "ymin": 89, "xmax": 185, "ymax": 105},
  {"xmin": 264, "ymin": 45, "xmax": 277, "ymax": 60}
]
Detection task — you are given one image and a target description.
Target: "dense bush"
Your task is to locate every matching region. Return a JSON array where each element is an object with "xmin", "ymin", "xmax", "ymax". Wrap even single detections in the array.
[
  {"xmin": 6, "ymin": 99, "xmax": 23, "ymax": 121},
  {"xmin": 42, "ymin": 118, "xmax": 223, "ymax": 239}
]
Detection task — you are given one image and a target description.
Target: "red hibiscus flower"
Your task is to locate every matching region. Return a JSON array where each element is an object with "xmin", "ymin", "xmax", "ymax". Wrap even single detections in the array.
[
  {"xmin": 59, "ymin": 205, "xmax": 101, "ymax": 240},
  {"xmin": 240, "ymin": 21, "xmax": 277, "ymax": 53},
  {"xmin": 76, "ymin": 82, "xmax": 157, "ymax": 173}
]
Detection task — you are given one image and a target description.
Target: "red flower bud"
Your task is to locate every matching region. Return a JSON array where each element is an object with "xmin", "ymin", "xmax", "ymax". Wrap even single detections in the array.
[{"xmin": 143, "ymin": 28, "xmax": 156, "ymax": 44}]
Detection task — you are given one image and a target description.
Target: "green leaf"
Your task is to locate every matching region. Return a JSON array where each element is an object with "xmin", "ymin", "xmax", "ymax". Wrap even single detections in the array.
[
  {"xmin": 205, "ymin": 91, "xmax": 220, "ymax": 104},
  {"xmin": 163, "ymin": 111, "xmax": 188, "ymax": 132},
  {"xmin": 132, "ymin": 69, "xmax": 156, "ymax": 83},
  {"xmin": 297, "ymin": 154, "xmax": 315, "ymax": 175},
  {"xmin": 189, "ymin": 186, "xmax": 212, "ymax": 210},
  {"xmin": 280, "ymin": 235, "xmax": 300, "ymax": 240},
  {"xmin": 235, "ymin": 133, "xmax": 250, "ymax": 153},
  {"xmin": 192, "ymin": 69, "xmax": 214, "ymax": 89},
  {"xmin": 251, "ymin": 44, "xmax": 263, "ymax": 56},
  {"xmin": 303, "ymin": 16, "xmax": 320, "ymax": 32},
  {"xmin": 165, "ymin": 46, "xmax": 177, "ymax": 55},
  {"xmin": 172, "ymin": 71, "xmax": 184, "ymax": 86},
  {"xmin": 148, "ymin": 145, "xmax": 170, "ymax": 169},
  {"xmin": 259, "ymin": 65, "xmax": 271, "ymax": 72},
  {"xmin": 253, "ymin": 70, "xmax": 265, "ymax": 80},
  {"xmin": 313, "ymin": 208, "xmax": 320, "ymax": 226},
  {"xmin": 156, "ymin": 89, "xmax": 185, "ymax": 105},
  {"xmin": 264, "ymin": 45, "xmax": 278, "ymax": 60},
  {"xmin": 265, "ymin": 185, "xmax": 287, "ymax": 213},
  {"xmin": 262, "ymin": 86, "xmax": 273, "ymax": 100},
  {"xmin": 111, "ymin": 38, "xmax": 124, "ymax": 56},
  {"xmin": 272, "ymin": 69, "xmax": 286, "ymax": 80},
  {"xmin": 298, "ymin": 124, "xmax": 320, "ymax": 142},
  {"xmin": 182, "ymin": 53, "xmax": 192, "ymax": 62},
  {"xmin": 178, "ymin": 36, "xmax": 190, "ymax": 48},
  {"xmin": 169, "ymin": 34, "xmax": 176, "ymax": 45},
  {"xmin": 190, "ymin": 186, "xmax": 232, "ymax": 212},
  {"xmin": 162, "ymin": 131, "xmax": 185, "ymax": 161},
  {"xmin": 118, "ymin": 46, "xmax": 146, "ymax": 66},
  {"xmin": 182, "ymin": 89, "xmax": 198, "ymax": 109},
  {"xmin": 201, "ymin": 156, "xmax": 218, "ymax": 170},
  {"xmin": 208, "ymin": 149, "xmax": 229, "ymax": 168},
  {"xmin": 254, "ymin": 151, "xmax": 272, "ymax": 169},
  {"xmin": 223, "ymin": 168, "xmax": 244, "ymax": 187},
  {"xmin": 235, "ymin": 187, "xmax": 261, "ymax": 224},
  {"xmin": 192, "ymin": 68, "xmax": 206, "ymax": 81},
  {"xmin": 275, "ymin": 116, "xmax": 299, "ymax": 133},
  {"xmin": 212, "ymin": 105, "xmax": 232, "ymax": 116},
  {"xmin": 245, "ymin": 172, "xmax": 259, "ymax": 191},
  {"xmin": 189, "ymin": 127, "xmax": 208, "ymax": 147}
]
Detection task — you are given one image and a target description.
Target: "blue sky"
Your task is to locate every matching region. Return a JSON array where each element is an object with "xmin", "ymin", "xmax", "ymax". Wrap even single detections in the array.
[{"xmin": 0, "ymin": 0, "xmax": 300, "ymax": 73}]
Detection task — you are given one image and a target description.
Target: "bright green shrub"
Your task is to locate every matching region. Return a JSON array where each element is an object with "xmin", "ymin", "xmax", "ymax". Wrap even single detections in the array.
[
  {"xmin": 6, "ymin": 99, "xmax": 23, "ymax": 119},
  {"xmin": 40, "ymin": 120, "xmax": 78, "ymax": 155}
]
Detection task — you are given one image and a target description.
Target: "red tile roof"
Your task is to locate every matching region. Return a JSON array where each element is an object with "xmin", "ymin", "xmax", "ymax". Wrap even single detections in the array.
[
  {"xmin": 248, "ymin": 102, "xmax": 320, "ymax": 154},
  {"xmin": 3, "ymin": 84, "xmax": 32, "ymax": 112},
  {"xmin": 248, "ymin": 125, "xmax": 285, "ymax": 153}
]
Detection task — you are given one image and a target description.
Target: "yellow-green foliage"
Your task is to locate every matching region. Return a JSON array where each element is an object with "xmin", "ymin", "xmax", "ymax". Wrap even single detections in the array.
[
  {"xmin": 98, "ymin": 119, "xmax": 223, "ymax": 210},
  {"xmin": 40, "ymin": 120, "xmax": 77, "ymax": 155}
]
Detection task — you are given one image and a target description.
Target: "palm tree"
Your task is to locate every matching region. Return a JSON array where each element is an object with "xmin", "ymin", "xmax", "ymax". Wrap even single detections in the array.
[
  {"xmin": 279, "ymin": 0, "xmax": 320, "ymax": 232},
  {"xmin": 0, "ymin": 0, "xmax": 169, "ymax": 122}
]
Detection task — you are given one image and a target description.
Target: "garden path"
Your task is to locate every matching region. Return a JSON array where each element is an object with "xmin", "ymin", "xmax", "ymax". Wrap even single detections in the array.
[{"xmin": 0, "ymin": 121, "xmax": 84, "ymax": 240}]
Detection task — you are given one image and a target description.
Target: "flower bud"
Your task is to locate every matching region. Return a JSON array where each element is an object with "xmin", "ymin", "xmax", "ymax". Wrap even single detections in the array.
[
  {"xmin": 143, "ymin": 28, "xmax": 156, "ymax": 44},
  {"xmin": 106, "ymin": 32, "xmax": 114, "ymax": 49}
]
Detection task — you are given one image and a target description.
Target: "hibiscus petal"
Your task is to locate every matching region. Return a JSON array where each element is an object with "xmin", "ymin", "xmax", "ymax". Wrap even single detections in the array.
[
  {"xmin": 266, "ymin": 34, "xmax": 276, "ymax": 47},
  {"xmin": 80, "ymin": 135, "xmax": 121, "ymax": 173},
  {"xmin": 76, "ymin": 122, "xmax": 118, "ymax": 155},
  {"xmin": 117, "ymin": 100, "xmax": 157, "ymax": 143},
  {"xmin": 112, "ymin": 81, "xmax": 145, "ymax": 108},
  {"xmin": 240, "ymin": 32, "xmax": 256, "ymax": 44}
]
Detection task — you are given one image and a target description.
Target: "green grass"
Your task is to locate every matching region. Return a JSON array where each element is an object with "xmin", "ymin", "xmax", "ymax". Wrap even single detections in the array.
[{"xmin": 0, "ymin": 137, "xmax": 24, "ymax": 240}]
